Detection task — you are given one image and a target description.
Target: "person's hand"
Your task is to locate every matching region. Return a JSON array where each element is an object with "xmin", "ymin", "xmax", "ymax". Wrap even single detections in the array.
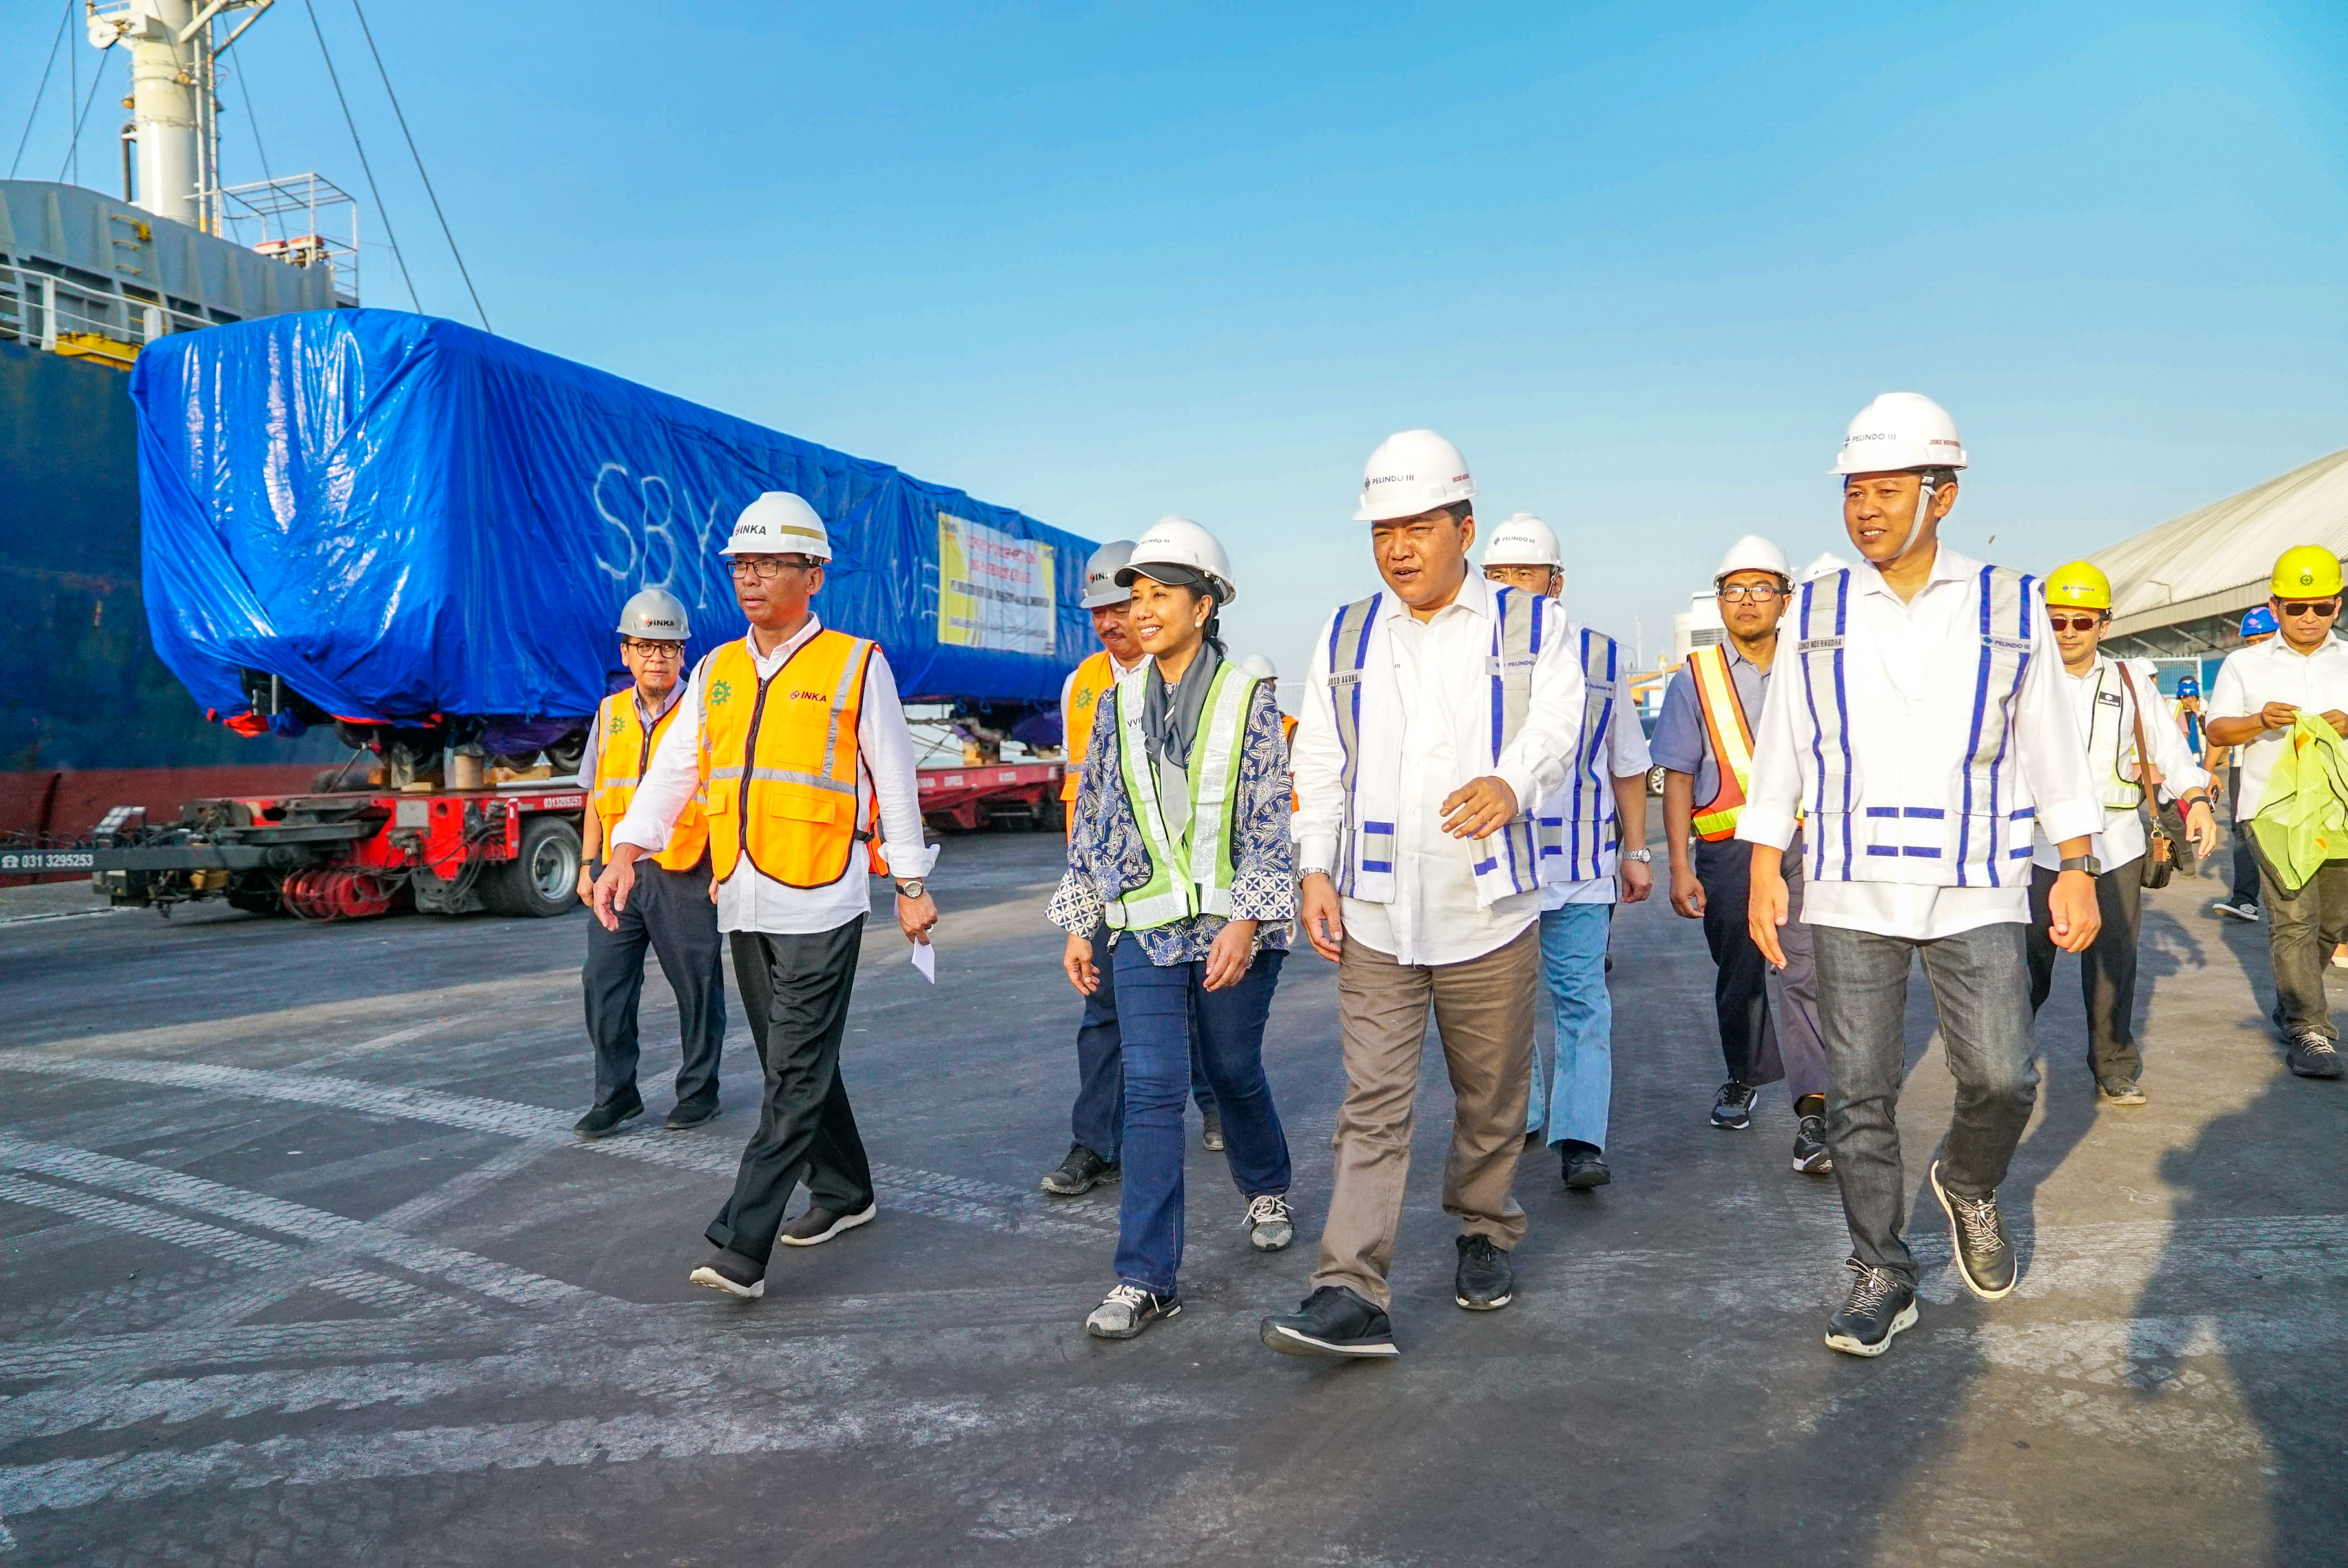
[
  {"xmin": 1204, "ymin": 919, "xmax": 1258, "ymax": 991},
  {"xmin": 2261, "ymin": 700, "xmax": 2299, "ymax": 733},
  {"xmin": 592, "ymin": 850, "xmax": 639, "ymax": 930},
  {"xmin": 1670, "ymin": 863, "xmax": 1706, "ymax": 920},
  {"xmin": 2048, "ymin": 869, "xmax": 2102, "ymax": 954},
  {"xmin": 576, "ymin": 865, "xmax": 596, "ymax": 906},
  {"xmin": 1619, "ymin": 857, "xmax": 1654, "ymax": 904},
  {"xmin": 708, "ymin": 875, "xmax": 719, "ymax": 904},
  {"xmin": 1300, "ymin": 872, "xmax": 1343, "ymax": 962},
  {"xmin": 1747, "ymin": 853, "xmax": 1789, "ymax": 968},
  {"xmin": 2184, "ymin": 800, "xmax": 2218, "ymax": 859},
  {"xmin": 2323, "ymin": 710, "xmax": 2348, "ymax": 738},
  {"xmin": 1440, "ymin": 776, "xmax": 1520, "ymax": 840},
  {"xmin": 897, "ymin": 890, "xmax": 938, "ymax": 945},
  {"xmin": 1062, "ymin": 931, "xmax": 1099, "ymax": 994}
]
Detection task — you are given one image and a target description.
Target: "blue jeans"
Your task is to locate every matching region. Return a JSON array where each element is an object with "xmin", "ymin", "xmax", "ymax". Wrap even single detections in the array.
[
  {"xmin": 1110, "ymin": 939, "xmax": 1291, "ymax": 1295},
  {"xmin": 1070, "ymin": 929, "xmax": 1217, "ymax": 1160},
  {"xmin": 1526, "ymin": 904, "xmax": 1614, "ymax": 1149}
]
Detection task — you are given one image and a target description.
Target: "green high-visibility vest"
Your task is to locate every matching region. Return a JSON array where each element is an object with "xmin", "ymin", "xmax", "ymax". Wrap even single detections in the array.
[{"xmin": 1105, "ymin": 661, "xmax": 1259, "ymax": 932}]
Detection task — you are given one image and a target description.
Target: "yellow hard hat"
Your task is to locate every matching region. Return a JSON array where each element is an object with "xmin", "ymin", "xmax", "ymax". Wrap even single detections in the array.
[
  {"xmin": 2270, "ymin": 545, "xmax": 2345, "ymax": 599},
  {"xmin": 2045, "ymin": 560, "xmax": 2112, "ymax": 612}
]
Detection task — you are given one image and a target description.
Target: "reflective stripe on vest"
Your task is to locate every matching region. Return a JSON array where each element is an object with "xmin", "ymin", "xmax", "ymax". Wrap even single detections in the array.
[
  {"xmin": 1538, "ymin": 627, "xmax": 1621, "ymax": 880},
  {"xmin": 1326, "ymin": 593, "xmax": 1392, "ymax": 896},
  {"xmin": 1061, "ymin": 650, "xmax": 1117, "ymax": 804},
  {"xmin": 1687, "ymin": 643, "xmax": 1756, "ymax": 842},
  {"xmin": 592, "ymin": 690, "xmax": 709, "ymax": 872},
  {"xmin": 1104, "ymin": 662, "xmax": 1258, "ymax": 931},
  {"xmin": 697, "ymin": 631, "xmax": 874, "ymax": 889},
  {"xmin": 2084, "ymin": 663, "xmax": 2148, "ymax": 810}
]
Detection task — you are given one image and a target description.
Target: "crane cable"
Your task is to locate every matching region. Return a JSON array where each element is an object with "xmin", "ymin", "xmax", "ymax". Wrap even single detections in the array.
[
  {"xmin": 347, "ymin": 0, "xmax": 490, "ymax": 333},
  {"xmin": 7, "ymin": 0, "xmax": 73, "ymax": 180},
  {"xmin": 56, "ymin": 31, "xmax": 113, "ymax": 184},
  {"xmin": 300, "ymin": 0, "xmax": 420, "ymax": 312}
]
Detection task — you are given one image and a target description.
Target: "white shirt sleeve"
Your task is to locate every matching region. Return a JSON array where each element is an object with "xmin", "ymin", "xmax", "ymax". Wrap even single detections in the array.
[
  {"xmin": 1493, "ymin": 601, "xmax": 1584, "ymax": 813},
  {"xmin": 611, "ymin": 661, "xmax": 707, "ymax": 854},
  {"xmin": 1609, "ymin": 693, "xmax": 1652, "ymax": 776},
  {"xmin": 1735, "ymin": 658, "xmax": 1802, "ymax": 850},
  {"xmin": 1291, "ymin": 610, "xmax": 1346, "ymax": 876},
  {"xmin": 575, "ymin": 703, "xmax": 601, "ymax": 787},
  {"xmin": 2208, "ymin": 649, "xmax": 2253, "ymax": 721},
  {"xmin": 856, "ymin": 650, "xmax": 939, "ymax": 881},
  {"xmin": 2017, "ymin": 595, "xmax": 2103, "ymax": 846},
  {"xmin": 2129, "ymin": 662, "xmax": 2210, "ymax": 800}
]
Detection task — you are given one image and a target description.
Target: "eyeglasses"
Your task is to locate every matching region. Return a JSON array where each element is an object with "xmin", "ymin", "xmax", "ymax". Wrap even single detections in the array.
[
  {"xmin": 2048, "ymin": 614, "xmax": 2105, "ymax": 633},
  {"xmin": 1717, "ymin": 585, "xmax": 1784, "ymax": 604},
  {"xmin": 2279, "ymin": 599, "xmax": 2341, "ymax": 618},
  {"xmin": 622, "ymin": 639, "xmax": 686, "ymax": 659},
  {"xmin": 729, "ymin": 557, "xmax": 815, "ymax": 581}
]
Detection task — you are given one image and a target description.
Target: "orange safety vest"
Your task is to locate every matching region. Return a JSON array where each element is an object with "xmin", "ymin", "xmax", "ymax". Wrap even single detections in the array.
[
  {"xmin": 591, "ymin": 689, "xmax": 708, "ymax": 872},
  {"xmin": 1061, "ymin": 650, "xmax": 1118, "ymax": 804},
  {"xmin": 1687, "ymin": 643, "xmax": 1757, "ymax": 841},
  {"xmin": 697, "ymin": 631, "xmax": 884, "ymax": 888}
]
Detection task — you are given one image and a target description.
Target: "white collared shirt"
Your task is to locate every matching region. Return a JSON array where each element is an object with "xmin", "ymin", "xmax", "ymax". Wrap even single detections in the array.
[
  {"xmin": 1738, "ymin": 545, "xmax": 2100, "ymax": 940},
  {"xmin": 2208, "ymin": 634, "xmax": 2348, "ymax": 822},
  {"xmin": 2031, "ymin": 653, "xmax": 2210, "ymax": 871},
  {"xmin": 1293, "ymin": 572, "xmax": 1583, "ymax": 966},
  {"xmin": 1060, "ymin": 650, "xmax": 1144, "ymax": 732},
  {"xmin": 613, "ymin": 615, "xmax": 938, "ymax": 936},
  {"xmin": 1542, "ymin": 615, "xmax": 1652, "ymax": 911}
]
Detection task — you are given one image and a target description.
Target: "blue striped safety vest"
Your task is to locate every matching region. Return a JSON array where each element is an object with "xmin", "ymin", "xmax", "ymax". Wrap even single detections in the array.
[{"xmin": 1538, "ymin": 627, "xmax": 1622, "ymax": 884}]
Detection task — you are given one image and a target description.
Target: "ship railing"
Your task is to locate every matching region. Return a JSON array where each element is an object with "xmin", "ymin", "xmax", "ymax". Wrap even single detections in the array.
[{"xmin": 0, "ymin": 261, "xmax": 210, "ymax": 366}]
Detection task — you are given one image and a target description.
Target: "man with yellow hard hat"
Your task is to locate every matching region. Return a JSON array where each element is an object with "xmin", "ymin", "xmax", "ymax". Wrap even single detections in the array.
[
  {"xmin": 2035, "ymin": 563, "xmax": 2218, "ymax": 1103},
  {"xmin": 2206, "ymin": 546, "xmax": 2348, "ymax": 1080}
]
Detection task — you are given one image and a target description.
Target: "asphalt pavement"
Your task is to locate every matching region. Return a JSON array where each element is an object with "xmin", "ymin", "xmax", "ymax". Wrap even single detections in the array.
[{"xmin": 0, "ymin": 827, "xmax": 2340, "ymax": 1566}]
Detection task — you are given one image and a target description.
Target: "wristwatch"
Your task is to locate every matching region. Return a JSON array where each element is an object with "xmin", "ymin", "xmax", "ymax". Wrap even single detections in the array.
[
  {"xmin": 1621, "ymin": 848, "xmax": 1653, "ymax": 864},
  {"xmin": 894, "ymin": 879, "xmax": 927, "ymax": 899},
  {"xmin": 2057, "ymin": 855, "xmax": 2101, "ymax": 876}
]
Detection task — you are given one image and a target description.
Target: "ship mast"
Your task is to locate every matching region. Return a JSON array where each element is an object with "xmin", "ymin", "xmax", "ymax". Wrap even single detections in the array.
[{"xmin": 86, "ymin": 0, "xmax": 274, "ymax": 234}]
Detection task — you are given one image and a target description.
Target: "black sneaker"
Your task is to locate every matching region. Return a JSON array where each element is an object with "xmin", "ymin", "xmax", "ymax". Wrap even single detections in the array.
[
  {"xmin": 1823, "ymin": 1258, "xmax": 1918, "ymax": 1356},
  {"xmin": 1711, "ymin": 1081, "xmax": 1757, "ymax": 1130},
  {"xmin": 572, "ymin": 1089, "xmax": 643, "ymax": 1139},
  {"xmin": 2095, "ymin": 1076, "xmax": 2148, "ymax": 1106},
  {"xmin": 1454, "ymin": 1234, "xmax": 1514, "ymax": 1311},
  {"xmin": 1930, "ymin": 1160, "xmax": 2017, "ymax": 1299},
  {"xmin": 1559, "ymin": 1141, "xmax": 1610, "ymax": 1190},
  {"xmin": 663, "ymin": 1094, "xmax": 719, "ymax": 1129},
  {"xmin": 1792, "ymin": 1115, "xmax": 1833, "ymax": 1174},
  {"xmin": 688, "ymin": 1247, "xmax": 765, "ymax": 1299},
  {"xmin": 1201, "ymin": 1110, "xmax": 1226, "ymax": 1152},
  {"xmin": 1260, "ymin": 1285, "xmax": 1399, "ymax": 1358},
  {"xmin": 2287, "ymin": 1033, "xmax": 2346, "ymax": 1079},
  {"xmin": 777, "ymin": 1201, "xmax": 877, "ymax": 1247},
  {"xmin": 1085, "ymin": 1283, "xmax": 1180, "ymax": 1339},
  {"xmin": 1039, "ymin": 1143, "xmax": 1119, "ymax": 1196}
]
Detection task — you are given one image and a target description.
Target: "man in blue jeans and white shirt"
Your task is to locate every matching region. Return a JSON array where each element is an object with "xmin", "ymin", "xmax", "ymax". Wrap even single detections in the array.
[
  {"xmin": 1741, "ymin": 394, "xmax": 2102, "ymax": 1358},
  {"xmin": 1479, "ymin": 514, "xmax": 1653, "ymax": 1191}
]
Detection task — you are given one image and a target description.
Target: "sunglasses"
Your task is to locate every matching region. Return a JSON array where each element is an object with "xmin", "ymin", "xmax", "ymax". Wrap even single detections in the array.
[
  {"xmin": 2048, "ymin": 614, "xmax": 2105, "ymax": 633},
  {"xmin": 2279, "ymin": 599, "xmax": 2341, "ymax": 618}
]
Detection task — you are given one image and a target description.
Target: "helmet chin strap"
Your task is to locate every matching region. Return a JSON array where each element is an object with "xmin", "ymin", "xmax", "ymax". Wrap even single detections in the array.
[{"xmin": 1878, "ymin": 474, "xmax": 1938, "ymax": 564}]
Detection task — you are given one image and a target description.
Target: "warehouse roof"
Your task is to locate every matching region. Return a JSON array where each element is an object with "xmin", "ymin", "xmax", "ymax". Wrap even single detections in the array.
[{"xmin": 2092, "ymin": 446, "xmax": 2348, "ymax": 637}]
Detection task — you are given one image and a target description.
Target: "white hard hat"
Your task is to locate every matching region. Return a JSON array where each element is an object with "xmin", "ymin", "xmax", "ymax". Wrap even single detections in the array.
[
  {"xmin": 1118, "ymin": 515, "xmax": 1238, "ymax": 605},
  {"xmin": 615, "ymin": 586, "xmax": 691, "ymax": 641},
  {"xmin": 1482, "ymin": 512, "xmax": 1562, "ymax": 569},
  {"xmin": 1713, "ymin": 534, "xmax": 1793, "ymax": 583},
  {"xmin": 721, "ymin": 492, "xmax": 832, "ymax": 560},
  {"xmin": 1080, "ymin": 540, "xmax": 1137, "ymax": 609},
  {"xmin": 1800, "ymin": 550, "xmax": 1852, "ymax": 582},
  {"xmin": 1238, "ymin": 653, "xmax": 1278, "ymax": 682},
  {"xmin": 1831, "ymin": 393, "xmax": 1968, "ymax": 477},
  {"xmin": 1355, "ymin": 429, "xmax": 1475, "ymax": 523}
]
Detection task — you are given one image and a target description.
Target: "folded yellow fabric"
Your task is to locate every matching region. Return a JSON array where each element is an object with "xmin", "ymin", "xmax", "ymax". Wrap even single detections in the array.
[{"xmin": 2250, "ymin": 713, "xmax": 2348, "ymax": 892}]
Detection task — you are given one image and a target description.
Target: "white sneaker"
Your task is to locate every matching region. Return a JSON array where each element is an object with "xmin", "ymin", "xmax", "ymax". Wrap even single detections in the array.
[
  {"xmin": 2213, "ymin": 899, "xmax": 2261, "ymax": 923},
  {"xmin": 1245, "ymin": 1193, "xmax": 1294, "ymax": 1251},
  {"xmin": 1085, "ymin": 1283, "xmax": 1180, "ymax": 1339}
]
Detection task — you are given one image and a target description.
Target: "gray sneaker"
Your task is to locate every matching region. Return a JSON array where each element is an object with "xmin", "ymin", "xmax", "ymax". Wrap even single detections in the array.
[
  {"xmin": 2287, "ymin": 1033, "xmax": 2346, "ymax": 1079},
  {"xmin": 1085, "ymin": 1283, "xmax": 1180, "ymax": 1339},
  {"xmin": 1245, "ymin": 1193, "xmax": 1294, "ymax": 1251}
]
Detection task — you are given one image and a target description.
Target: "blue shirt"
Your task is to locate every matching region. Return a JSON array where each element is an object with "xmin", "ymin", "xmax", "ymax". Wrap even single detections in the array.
[{"xmin": 1650, "ymin": 642, "xmax": 1772, "ymax": 805}]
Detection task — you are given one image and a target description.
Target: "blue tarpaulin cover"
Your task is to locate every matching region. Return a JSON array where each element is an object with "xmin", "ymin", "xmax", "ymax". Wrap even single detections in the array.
[{"xmin": 128, "ymin": 310, "xmax": 1095, "ymax": 726}]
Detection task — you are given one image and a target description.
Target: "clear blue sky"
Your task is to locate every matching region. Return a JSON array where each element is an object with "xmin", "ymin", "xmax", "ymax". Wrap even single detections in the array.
[{"xmin": 8, "ymin": 1, "xmax": 2345, "ymax": 685}]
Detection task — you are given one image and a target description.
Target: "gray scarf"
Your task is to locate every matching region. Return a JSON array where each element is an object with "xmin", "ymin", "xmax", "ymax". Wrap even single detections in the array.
[{"xmin": 1139, "ymin": 642, "xmax": 1222, "ymax": 837}]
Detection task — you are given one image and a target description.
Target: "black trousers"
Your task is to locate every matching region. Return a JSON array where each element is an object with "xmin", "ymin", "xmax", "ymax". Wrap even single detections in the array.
[
  {"xmin": 583, "ymin": 855, "xmax": 727, "ymax": 1108},
  {"xmin": 705, "ymin": 917, "xmax": 874, "ymax": 1262},
  {"xmin": 2025, "ymin": 858, "xmax": 2146, "ymax": 1082},
  {"xmin": 1695, "ymin": 836, "xmax": 1788, "ymax": 1087}
]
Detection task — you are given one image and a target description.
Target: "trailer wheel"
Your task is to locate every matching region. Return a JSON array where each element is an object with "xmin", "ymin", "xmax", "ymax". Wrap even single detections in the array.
[{"xmin": 483, "ymin": 816, "xmax": 582, "ymax": 919}]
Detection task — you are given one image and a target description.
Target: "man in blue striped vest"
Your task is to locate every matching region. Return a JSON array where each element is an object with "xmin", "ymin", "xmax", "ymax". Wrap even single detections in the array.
[
  {"xmin": 1740, "ymin": 394, "xmax": 2102, "ymax": 1359},
  {"xmin": 1260, "ymin": 431, "xmax": 1586, "ymax": 1359},
  {"xmin": 1479, "ymin": 513, "xmax": 1654, "ymax": 1192}
]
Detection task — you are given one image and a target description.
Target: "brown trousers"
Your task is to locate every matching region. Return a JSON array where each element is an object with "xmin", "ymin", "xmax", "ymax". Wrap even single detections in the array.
[{"xmin": 1311, "ymin": 924, "xmax": 1539, "ymax": 1309}]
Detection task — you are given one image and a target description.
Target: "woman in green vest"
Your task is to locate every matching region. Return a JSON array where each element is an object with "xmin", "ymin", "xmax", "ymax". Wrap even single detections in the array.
[{"xmin": 1048, "ymin": 515, "xmax": 1299, "ymax": 1340}]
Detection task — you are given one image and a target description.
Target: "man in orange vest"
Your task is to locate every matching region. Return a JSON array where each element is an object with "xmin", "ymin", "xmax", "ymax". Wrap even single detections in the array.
[
  {"xmin": 1652, "ymin": 536, "xmax": 1832, "ymax": 1175},
  {"xmin": 1041, "ymin": 540, "xmax": 1226, "ymax": 1195},
  {"xmin": 573, "ymin": 587, "xmax": 728, "ymax": 1138},
  {"xmin": 595, "ymin": 492, "xmax": 939, "ymax": 1302}
]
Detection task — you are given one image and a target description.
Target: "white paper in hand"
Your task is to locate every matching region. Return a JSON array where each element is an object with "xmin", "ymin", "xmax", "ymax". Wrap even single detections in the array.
[{"xmin": 909, "ymin": 940, "xmax": 936, "ymax": 984}]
